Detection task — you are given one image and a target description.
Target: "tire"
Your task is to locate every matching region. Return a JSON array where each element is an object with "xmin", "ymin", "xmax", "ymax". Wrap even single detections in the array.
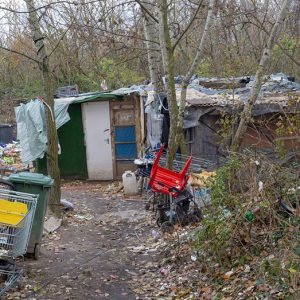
[{"xmin": 193, "ymin": 208, "xmax": 203, "ymax": 221}]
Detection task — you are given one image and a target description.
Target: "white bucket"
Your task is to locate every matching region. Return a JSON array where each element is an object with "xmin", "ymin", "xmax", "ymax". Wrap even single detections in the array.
[{"xmin": 122, "ymin": 171, "xmax": 138, "ymax": 196}]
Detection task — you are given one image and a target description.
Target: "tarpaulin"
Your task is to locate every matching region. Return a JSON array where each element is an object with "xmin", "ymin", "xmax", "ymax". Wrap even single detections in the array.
[
  {"xmin": 15, "ymin": 99, "xmax": 71, "ymax": 164},
  {"xmin": 15, "ymin": 100, "xmax": 48, "ymax": 164}
]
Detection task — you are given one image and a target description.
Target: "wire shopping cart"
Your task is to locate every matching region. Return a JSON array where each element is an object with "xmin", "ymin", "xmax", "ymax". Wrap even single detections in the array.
[{"xmin": 0, "ymin": 189, "xmax": 38, "ymax": 296}]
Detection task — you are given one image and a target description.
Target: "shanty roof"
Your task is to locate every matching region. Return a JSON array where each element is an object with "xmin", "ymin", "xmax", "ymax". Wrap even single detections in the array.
[
  {"xmin": 55, "ymin": 91, "xmax": 123, "ymax": 105},
  {"xmin": 184, "ymin": 73, "xmax": 300, "ymax": 108},
  {"xmin": 110, "ymin": 73, "xmax": 300, "ymax": 109}
]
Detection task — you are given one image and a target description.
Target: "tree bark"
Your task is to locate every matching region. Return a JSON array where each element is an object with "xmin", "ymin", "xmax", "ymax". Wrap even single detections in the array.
[
  {"xmin": 25, "ymin": 0, "xmax": 61, "ymax": 217},
  {"xmin": 159, "ymin": 0, "xmax": 179, "ymax": 167},
  {"xmin": 142, "ymin": 1, "xmax": 163, "ymax": 94},
  {"xmin": 231, "ymin": 0, "xmax": 292, "ymax": 151}
]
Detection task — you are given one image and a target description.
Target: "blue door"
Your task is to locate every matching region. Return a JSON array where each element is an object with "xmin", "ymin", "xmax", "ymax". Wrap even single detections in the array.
[
  {"xmin": 115, "ymin": 126, "xmax": 137, "ymax": 160},
  {"xmin": 111, "ymin": 100, "xmax": 139, "ymax": 178}
]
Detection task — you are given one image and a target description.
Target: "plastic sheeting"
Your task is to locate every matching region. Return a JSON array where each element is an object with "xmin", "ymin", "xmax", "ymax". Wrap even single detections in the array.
[
  {"xmin": 145, "ymin": 103, "xmax": 163, "ymax": 149},
  {"xmin": 189, "ymin": 73, "xmax": 300, "ymax": 106},
  {"xmin": 184, "ymin": 107, "xmax": 215, "ymax": 128},
  {"xmin": 15, "ymin": 99, "xmax": 71, "ymax": 164},
  {"xmin": 15, "ymin": 100, "xmax": 48, "ymax": 164}
]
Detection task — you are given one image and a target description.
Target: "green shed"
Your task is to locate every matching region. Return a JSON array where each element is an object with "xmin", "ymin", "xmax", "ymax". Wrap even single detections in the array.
[{"xmin": 36, "ymin": 91, "xmax": 145, "ymax": 180}]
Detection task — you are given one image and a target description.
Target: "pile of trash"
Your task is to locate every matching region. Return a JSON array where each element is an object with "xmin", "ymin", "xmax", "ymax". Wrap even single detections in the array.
[{"xmin": 0, "ymin": 142, "xmax": 24, "ymax": 172}]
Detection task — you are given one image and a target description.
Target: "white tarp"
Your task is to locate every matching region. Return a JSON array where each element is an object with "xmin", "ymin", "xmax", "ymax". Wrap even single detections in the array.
[{"xmin": 15, "ymin": 99, "xmax": 71, "ymax": 164}]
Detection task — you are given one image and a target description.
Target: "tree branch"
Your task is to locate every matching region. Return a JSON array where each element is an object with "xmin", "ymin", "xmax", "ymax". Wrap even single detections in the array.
[
  {"xmin": 0, "ymin": 1, "xmax": 100, "ymax": 14},
  {"xmin": 243, "ymin": 16, "xmax": 300, "ymax": 69},
  {"xmin": 232, "ymin": 0, "xmax": 293, "ymax": 150},
  {"xmin": 172, "ymin": 0, "xmax": 204, "ymax": 51},
  {"xmin": 47, "ymin": 15, "xmax": 77, "ymax": 57},
  {"xmin": 134, "ymin": 0, "xmax": 159, "ymax": 23},
  {"xmin": 0, "ymin": 45, "xmax": 39, "ymax": 63},
  {"xmin": 277, "ymin": 42, "xmax": 300, "ymax": 68}
]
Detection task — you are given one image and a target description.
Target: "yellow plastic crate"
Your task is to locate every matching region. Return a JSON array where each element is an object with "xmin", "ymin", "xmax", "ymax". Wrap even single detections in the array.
[{"xmin": 0, "ymin": 199, "xmax": 28, "ymax": 226}]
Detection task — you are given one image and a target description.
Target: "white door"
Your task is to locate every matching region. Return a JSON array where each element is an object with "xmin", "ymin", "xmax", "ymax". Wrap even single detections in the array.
[{"xmin": 82, "ymin": 102, "xmax": 113, "ymax": 180}]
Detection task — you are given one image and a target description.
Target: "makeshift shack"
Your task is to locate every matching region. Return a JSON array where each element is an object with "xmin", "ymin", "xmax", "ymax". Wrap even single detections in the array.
[
  {"xmin": 182, "ymin": 73, "xmax": 300, "ymax": 164},
  {"xmin": 17, "ymin": 91, "xmax": 144, "ymax": 180},
  {"xmin": 104, "ymin": 73, "xmax": 300, "ymax": 166}
]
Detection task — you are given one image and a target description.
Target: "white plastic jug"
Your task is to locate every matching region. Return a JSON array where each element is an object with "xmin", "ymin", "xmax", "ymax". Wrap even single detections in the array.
[{"xmin": 122, "ymin": 171, "xmax": 138, "ymax": 196}]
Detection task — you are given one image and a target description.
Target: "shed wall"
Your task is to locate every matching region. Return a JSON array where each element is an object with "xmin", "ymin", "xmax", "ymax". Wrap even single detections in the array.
[
  {"xmin": 36, "ymin": 103, "xmax": 88, "ymax": 179},
  {"xmin": 188, "ymin": 115, "xmax": 221, "ymax": 163},
  {"xmin": 58, "ymin": 103, "xmax": 88, "ymax": 179},
  {"xmin": 189, "ymin": 112, "xmax": 299, "ymax": 165}
]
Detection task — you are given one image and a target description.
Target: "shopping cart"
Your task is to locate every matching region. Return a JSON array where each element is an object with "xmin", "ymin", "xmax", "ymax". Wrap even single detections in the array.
[{"xmin": 0, "ymin": 189, "xmax": 38, "ymax": 296}]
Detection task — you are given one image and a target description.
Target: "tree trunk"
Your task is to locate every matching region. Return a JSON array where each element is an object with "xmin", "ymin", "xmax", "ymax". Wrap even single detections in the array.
[
  {"xmin": 157, "ymin": 0, "xmax": 218, "ymax": 165},
  {"xmin": 178, "ymin": 0, "xmax": 216, "ymax": 153},
  {"xmin": 142, "ymin": 1, "xmax": 163, "ymax": 94},
  {"xmin": 160, "ymin": 0, "xmax": 179, "ymax": 167},
  {"xmin": 25, "ymin": 0, "xmax": 61, "ymax": 217},
  {"xmin": 231, "ymin": 0, "xmax": 292, "ymax": 151}
]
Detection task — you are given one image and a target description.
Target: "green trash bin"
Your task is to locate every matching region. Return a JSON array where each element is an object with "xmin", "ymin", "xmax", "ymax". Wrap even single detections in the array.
[{"xmin": 9, "ymin": 172, "xmax": 53, "ymax": 259}]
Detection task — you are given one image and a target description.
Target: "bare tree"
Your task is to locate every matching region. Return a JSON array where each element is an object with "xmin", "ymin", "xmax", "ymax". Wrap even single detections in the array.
[
  {"xmin": 142, "ymin": 0, "xmax": 163, "ymax": 93},
  {"xmin": 232, "ymin": 0, "xmax": 293, "ymax": 150},
  {"xmin": 25, "ymin": 0, "xmax": 61, "ymax": 216},
  {"xmin": 157, "ymin": 0, "xmax": 217, "ymax": 165},
  {"xmin": 177, "ymin": 0, "xmax": 216, "ymax": 150}
]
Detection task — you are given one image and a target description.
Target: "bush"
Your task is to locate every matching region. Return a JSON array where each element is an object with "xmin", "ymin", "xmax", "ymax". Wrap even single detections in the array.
[{"xmin": 194, "ymin": 152, "xmax": 299, "ymax": 289}]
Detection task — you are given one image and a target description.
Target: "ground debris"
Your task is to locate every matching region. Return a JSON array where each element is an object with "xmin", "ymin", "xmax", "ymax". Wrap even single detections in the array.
[{"xmin": 4, "ymin": 180, "xmax": 298, "ymax": 300}]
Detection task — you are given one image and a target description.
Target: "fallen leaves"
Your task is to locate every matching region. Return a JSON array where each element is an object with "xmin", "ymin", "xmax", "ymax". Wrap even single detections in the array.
[{"xmin": 3, "ymin": 181, "xmax": 297, "ymax": 300}]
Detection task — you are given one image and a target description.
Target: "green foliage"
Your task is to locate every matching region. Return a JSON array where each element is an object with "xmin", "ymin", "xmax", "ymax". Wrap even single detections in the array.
[
  {"xmin": 219, "ymin": 54, "xmax": 257, "ymax": 78},
  {"xmin": 95, "ymin": 58, "xmax": 145, "ymax": 90},
  {"xmin": 217, "ymin": 112, "xmax": 236, "ymax": 146},
  {"xmin": 261, "ymin": 257, "xmax": 300, "ymax": 293},
  {"xmin": 194, "ymin": 156, "xmax": 244, "ymax": 265},
  {"xmin": 197, "ymin": 59, "xmax": 213, "ymax": 77},
  {"xmin": 61, "ymin": 58, "xmax": 145, "ymax": 92},
  {"xmin": 273, "ymin": 35, "xmax": 298, "ymax": 61},
  {"xmin": 52, "ymin": 58, "xmax": 144, "ymax": 92}
]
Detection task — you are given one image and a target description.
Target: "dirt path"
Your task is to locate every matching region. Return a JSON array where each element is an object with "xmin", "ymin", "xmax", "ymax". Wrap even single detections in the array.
[{"xmin": 6, "ymin": 182, "xmax": 159, "ymax": 300}]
